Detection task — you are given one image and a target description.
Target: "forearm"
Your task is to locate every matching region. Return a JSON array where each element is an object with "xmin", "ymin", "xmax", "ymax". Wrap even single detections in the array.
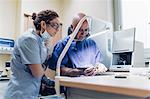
[
  {"xmin": 29, "ymin": 64, "xmax": 44, "ymax": 78},
  {"xmin": 60, "ymin": 67, "xmax": 83, "ymax": 77}
]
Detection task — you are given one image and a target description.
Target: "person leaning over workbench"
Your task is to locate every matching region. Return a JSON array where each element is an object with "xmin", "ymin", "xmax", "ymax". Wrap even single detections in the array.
[{"xmin": 4, "ymin": 9, "xmax": 62, "ymax": 99}]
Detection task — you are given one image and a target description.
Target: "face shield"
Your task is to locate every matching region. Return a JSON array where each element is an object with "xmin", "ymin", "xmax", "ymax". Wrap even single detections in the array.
[
  {"xmin": 88, "ymin": 17, "xmax": 112, "ymax": 37},
  {"xmin": 73, "ymin": 18, "xmax": 91, "ymax": 41},
  {"xmin": 73, "ymin": 16, "xmax": 112, "ymax": 40},
  {"xmin": 72, "ymin": 16, "xmax": 113, "ymax": 67},
  {"xmin": 87, "ymin": 17, "xmax": 113, "ymax": 68}
]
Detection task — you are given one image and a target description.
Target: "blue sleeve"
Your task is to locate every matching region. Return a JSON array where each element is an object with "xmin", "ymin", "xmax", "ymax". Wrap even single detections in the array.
[
  {"xmin": 89, "ymin": 39, "xmax": 102, "ymax": 63},
  {"xmin": 18, "ymin": 38, "xmax": 41, "ymax": 64},
  {"xmin": 95, "ymin": 46, "xmax": 103, "ymax": 63},
  {"xmin": 47, "ymin": 41, "xmax": 69, "ymax": 70}
]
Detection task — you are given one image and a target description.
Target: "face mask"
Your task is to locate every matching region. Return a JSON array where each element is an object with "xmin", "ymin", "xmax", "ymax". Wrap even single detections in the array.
[
  {"xmin": 41, "ymin": 30, "xmax": 53, "ymax": 56},
  {"xmin": 41, "ymin": 30, "xmax": 52, "ymax": 41},
  {"xmin": 47, "ymin": 42, "xmax": 53, "ymax": 56}
]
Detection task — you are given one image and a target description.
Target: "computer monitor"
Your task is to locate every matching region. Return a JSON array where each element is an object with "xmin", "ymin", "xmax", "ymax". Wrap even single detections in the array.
[
  {"xmin": 110, "ymin": 28, "xmax": 144, "ymax": 71},
  {"xmin": 112, "ymin": 28, "xmax": 136, "ymax": 53}
]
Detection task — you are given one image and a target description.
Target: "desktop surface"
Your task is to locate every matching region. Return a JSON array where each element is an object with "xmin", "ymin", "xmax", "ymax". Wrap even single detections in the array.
[{"xmin": 59, "ymin": 72, "xmax": 150, "ymax": 97}]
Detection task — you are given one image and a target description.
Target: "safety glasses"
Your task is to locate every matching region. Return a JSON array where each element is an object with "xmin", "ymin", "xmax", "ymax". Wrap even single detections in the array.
[
  {"xmin": 78, "ymin": 28, "xmax": 90, "ymax": 35},
  {"xmin": 47, "ymin": 22, "xmax": 62, "ymax": 30}
]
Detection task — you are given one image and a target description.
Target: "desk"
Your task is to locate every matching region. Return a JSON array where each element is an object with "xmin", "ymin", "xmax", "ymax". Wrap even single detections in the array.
[{"xmin": 59, "ymin": 73, "xmax": 150, "ymax": 99}]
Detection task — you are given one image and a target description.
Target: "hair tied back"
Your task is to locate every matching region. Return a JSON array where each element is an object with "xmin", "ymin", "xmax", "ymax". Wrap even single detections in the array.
[{"xmin": 32, "ymin": 13, "xmax": 37, "ymax": 20}]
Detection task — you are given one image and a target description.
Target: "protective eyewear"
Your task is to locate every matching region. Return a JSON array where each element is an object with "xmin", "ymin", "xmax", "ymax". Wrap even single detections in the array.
[
  {"xmin": 47, "ymin": 22, "xmax": 62, "ymax": 30},
  {"xmin": 78, "ymin": 28, "xmax": 90, "ymax": 35}
]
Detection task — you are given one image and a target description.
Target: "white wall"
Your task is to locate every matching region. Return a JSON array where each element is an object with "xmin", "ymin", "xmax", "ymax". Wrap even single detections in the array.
[
  {"xmin": 0, "ymin": 0, "xmax": 17, "ymax": 39},
  {"xmin": 18, "ymin": 0, "xmax": 62, "ymax": 36},
  {"xmin": 0, "ymin": 0, "xmax": 114, "ymax": 38},
  {"xmin": 121, "ymin": 0, "xmax": 150, "ymax": 48},
  {"xmin": 61, "ymin": 0, "xmax": 114, "ymax": 37},
  {"xmin": 0, "ymin": 0, "xmax": 17, "ymax": 70}
]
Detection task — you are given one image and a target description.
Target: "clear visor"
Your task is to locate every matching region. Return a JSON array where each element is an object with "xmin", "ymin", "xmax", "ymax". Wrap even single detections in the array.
[
  {"xmin": 73, "ymin": 16, "xmax": 113, "ymax": 67},
  {"xmin": 88, "ymin": 17, "xmax": 113, "ymax": 68}
]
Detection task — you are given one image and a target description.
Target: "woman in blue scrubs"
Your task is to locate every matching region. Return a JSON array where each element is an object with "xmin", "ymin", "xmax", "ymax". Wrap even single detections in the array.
[{"xmin": 4, "ymin": 10, "xmax": 61, "ymax": 99}]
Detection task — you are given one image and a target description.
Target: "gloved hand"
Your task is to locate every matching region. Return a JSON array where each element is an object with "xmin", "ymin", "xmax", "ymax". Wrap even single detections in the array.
[
  {"xmin": 93, "ymin": 62, "xmax": 108, "ymax": 75},
  {"xmin": 83, "ymin": 64, "xmax": 95, "ymax": 76},
  {"xmin": 40, "ymin": 75, "xmax": 56, "ymax": 96},
  {"xmin": 84, "ymin": 63, "xmax": 107, "ymax": 76},
  {"xmin": 41, "ymin": 75, "xmax": 55, "ymax": 87}
]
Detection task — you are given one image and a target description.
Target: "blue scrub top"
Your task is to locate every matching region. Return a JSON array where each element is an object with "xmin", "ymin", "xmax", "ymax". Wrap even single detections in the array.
[
  {"xmin": 4, "ymin": 29, "xmax": 47, "ymax": 99},
  {"xmin": 48, "ymin": 36, "xmax": 102, "ymax": 70}
]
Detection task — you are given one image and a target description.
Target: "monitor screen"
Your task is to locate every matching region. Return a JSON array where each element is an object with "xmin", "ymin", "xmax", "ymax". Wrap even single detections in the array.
[{"xmin": 112, "ymin": 52, "xmax": 132, "ymax": 65}]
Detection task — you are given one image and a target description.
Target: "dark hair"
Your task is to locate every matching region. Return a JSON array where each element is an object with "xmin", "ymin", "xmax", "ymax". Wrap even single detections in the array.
[
  {"xmin": 32, "ymin": 10, "xmax": 59, "ymax": 30},
  {"xmin": 67, "ymin": 25, "xmax": 73, "ymax": 35}
]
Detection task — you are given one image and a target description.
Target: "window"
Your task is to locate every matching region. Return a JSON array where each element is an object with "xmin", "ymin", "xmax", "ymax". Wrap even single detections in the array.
[{"xmin": 114, "ymin": 0, "xmax": 150, "ymax": 48}]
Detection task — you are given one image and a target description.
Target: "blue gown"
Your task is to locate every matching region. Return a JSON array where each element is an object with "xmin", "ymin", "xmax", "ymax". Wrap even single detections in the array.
[
  {"xmin": 48, "ymin": 36, "xmax": 102, "ymax": 70},
  {"xmin": 4, "ymin": 29, "xmax": 47, "ymax": 99}
]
